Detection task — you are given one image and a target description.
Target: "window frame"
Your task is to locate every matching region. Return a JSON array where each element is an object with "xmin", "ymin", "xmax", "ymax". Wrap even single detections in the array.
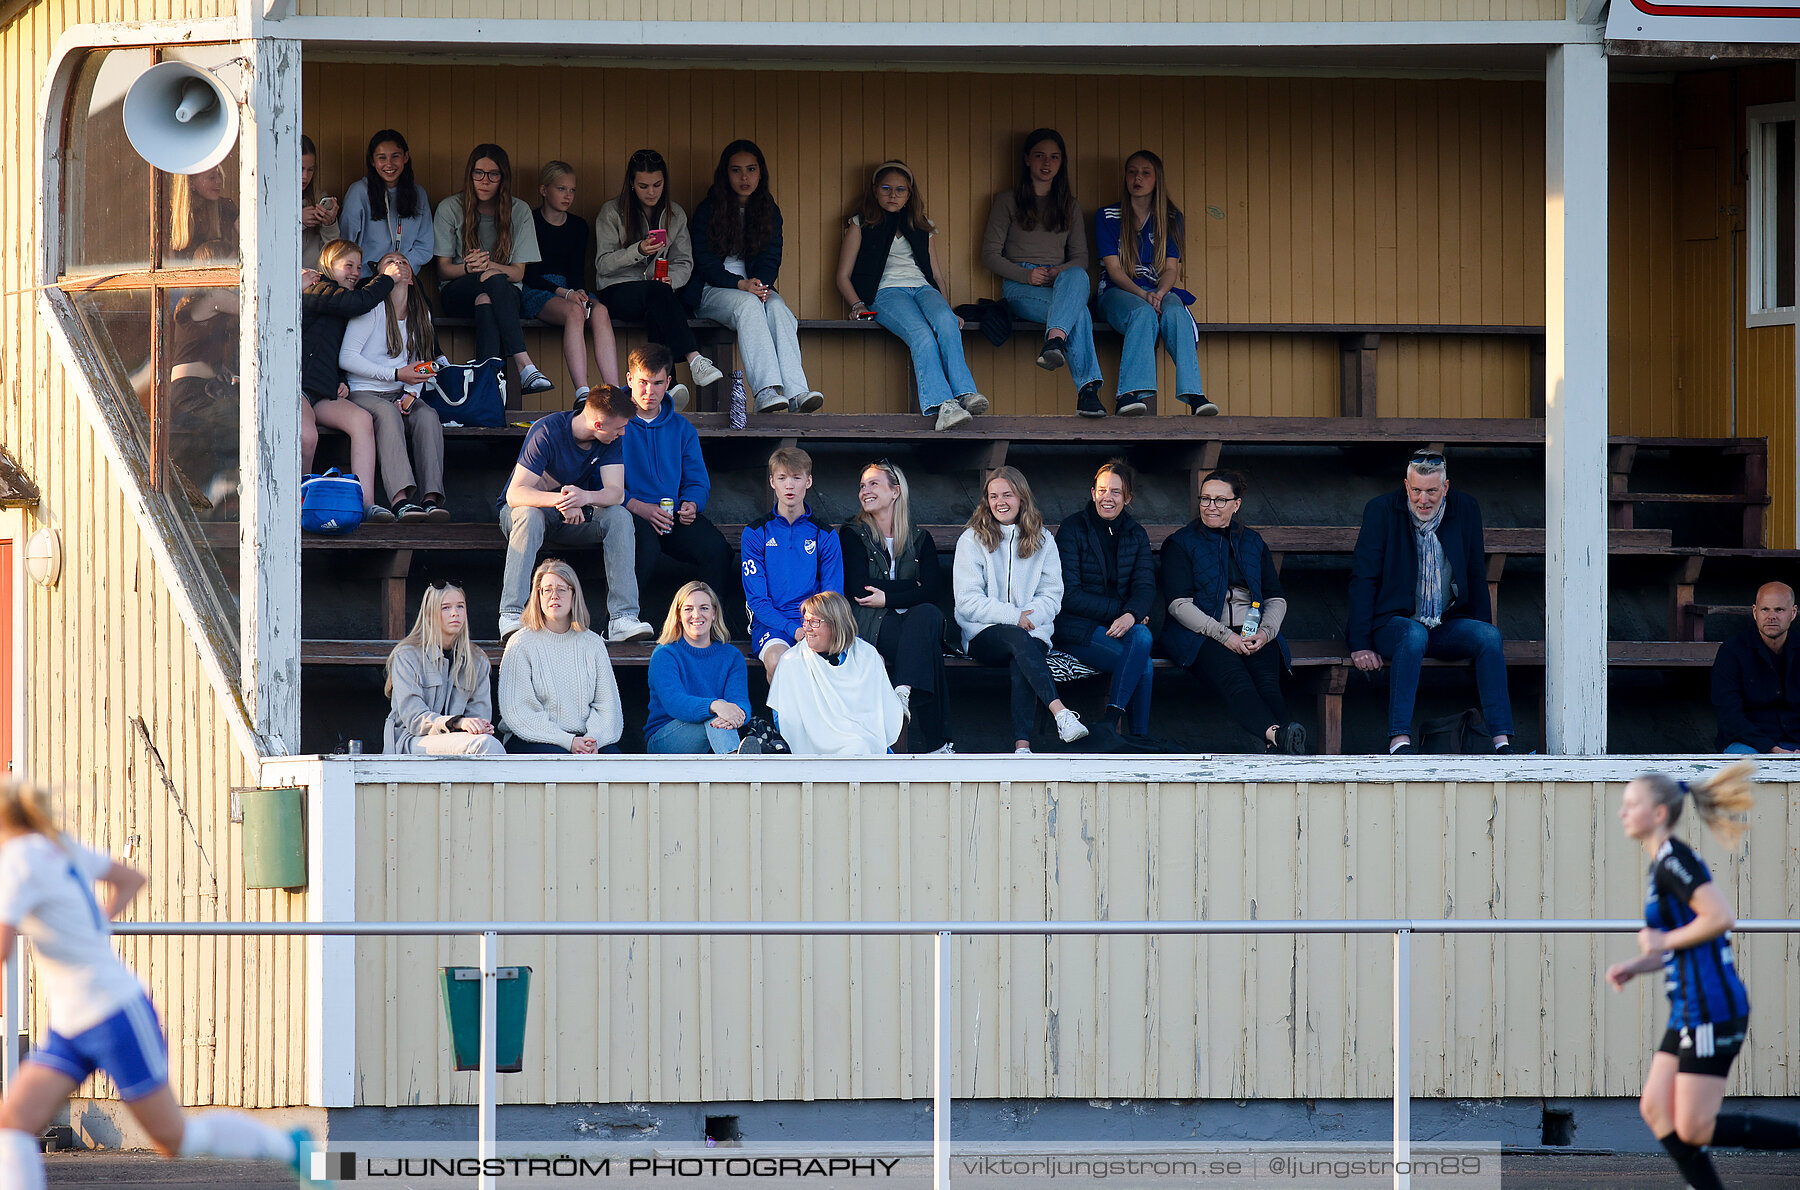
[{"xmin": 1746, "ymin": 101, "xmax": 1797, "ymax": 329}]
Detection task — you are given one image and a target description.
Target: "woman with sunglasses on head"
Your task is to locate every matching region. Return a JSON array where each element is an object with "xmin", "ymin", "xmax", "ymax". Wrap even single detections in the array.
[
  {"xmin": 593, "ymin": 148, "xmax": 725, "ymax": 411},
  {"xmin": 301, "ymin": 238, "xmax": 390, "ymax": 522},
  {"xmin": 384, "ymin": 583, "xmax": 504, "ymax": 756},
  {"xmin": 646, "ymin": 581, "xmax": 752, "ymax": 755},
  {"xmin": 983, "ymin": 128, "xmax": 1105, "ymax": 416},
  {"xmin": 522, "ymin": 161, "xmax": 620, "ymax": 410},
  {"xmin": 339, "ymin": 129, "xmax": 433, "ymax": 277},
  {"xmin": 767, "ymin": 591, "xmax": 904, "ymax": 756},
  {"xmin": 687, "ymin": 139, "xmax": 823, "ymax": 415},
  {"xmin": 840, "ymin": 460, "xmax": 950, "ymax": 753},
  {"xmin": 435, "ymin": 143, "xmax": 555, "ymax": 397},
  {"xmin": 1096, "ymin": 150, "xmax": 1214, "ymax": 417},
  {"xmin": 499, "ymin": 559, "xmax": 624, "ymax": 755},
  {"xmin": 1054, "ymin": 460, "xmax": 1155, "ymax": 743},
  {"xmin": 1608, "ymin": 763, "xmax": 1800, "ymax": 1190},
  {"xmin": 954, "ymin": 466, "xmax": 1088, "ymax": 753},
  {"xmin": 836, "ymin": 160, "xmax": 987, "ymax": 432},
  {"xmin": 1161, "ymin": 469, "xmax": 1305, "ymax": 754},
  {"xmin": 339, "ymin": 251, "xmax": 448, "ymax": 523}
]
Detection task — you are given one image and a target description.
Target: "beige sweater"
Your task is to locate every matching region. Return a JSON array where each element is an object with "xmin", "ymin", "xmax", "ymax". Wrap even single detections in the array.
[
  {"xmin": 593, "ymin": 198, "xmax": 693, "ymax": 291},
  {"xmin": 498, "ymin": 626, "xmax": 623, "ymax": 750}
]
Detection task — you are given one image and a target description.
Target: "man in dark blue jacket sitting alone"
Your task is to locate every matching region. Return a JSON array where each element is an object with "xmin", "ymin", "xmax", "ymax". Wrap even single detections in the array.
[
  {"xmin": 1712, "ymin": 581, "xmax": 1800, "ymax": 753},
  {"xmin": 1348, "ymin": 452, "xmax": 1514, "ymax": 755}
]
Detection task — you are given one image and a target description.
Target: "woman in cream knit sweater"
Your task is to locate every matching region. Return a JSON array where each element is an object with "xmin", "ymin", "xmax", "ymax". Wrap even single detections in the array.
[{"xmin": 499, "ymin": 559, "xmax": 624, "ymax": 754}]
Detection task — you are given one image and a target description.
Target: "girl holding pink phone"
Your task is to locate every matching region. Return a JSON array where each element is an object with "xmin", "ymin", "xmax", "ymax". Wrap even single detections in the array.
[
  {"xmin": 300, "ymin": 134, "xmax": 341, "ymax": 272},
  {"xmin": 592, "ymin": 148, "xmax": 724, "ymax": 410}
]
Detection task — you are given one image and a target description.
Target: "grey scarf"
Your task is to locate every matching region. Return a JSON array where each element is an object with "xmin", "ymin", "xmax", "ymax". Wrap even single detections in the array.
[{"xmin": 1411, "ymin": 500, "xmax": 1448, "ymax": 628}]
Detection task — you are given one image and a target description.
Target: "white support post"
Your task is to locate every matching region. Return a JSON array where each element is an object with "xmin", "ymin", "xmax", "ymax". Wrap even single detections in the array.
[
  {"xmin": 2, "ymin": 935, "xmax": 23, "ymax": 1090},
  {"xmin": 305, "ymin": 760, "xmax": 357, "ymax": 1107},
  {"xmin": 933, "ymin": 931, "xmax": 952, "ymax": 1190},
  {"xmin": 1392, "ymin": 929, "xmax": 1411, "ymax": 1190},
  {"xmin": 479, "ymin": 930, "xmax": 499, "ymax": 1190},
  {"xmin": 239, "ymin": 37, "xmax": 304, "ymax": 755},
  {"xmin": 1544, "ymin": 43, "xmax": 1610, "ymax": 755}
]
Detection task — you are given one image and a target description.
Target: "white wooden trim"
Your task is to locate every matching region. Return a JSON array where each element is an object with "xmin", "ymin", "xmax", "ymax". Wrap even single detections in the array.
[
  {"xmin": 1746, "ymin": 101, "xmax": 1799, "ymax": 329},
  {"xmin": 37, "ymin": 24, "xmax": 266, "ymax": 766},
  {"xmin": 292, "ymin": 757, "xmax": 356, "ymax": 1107},
  {"xmin": 276, "ymin": 16, "xmax": 1600, "ymax": 50},
  {"xmin": 2, "ymin": 511, "xmax": 27, "ymax": 781},
  {"xmin": 239, "ymin": 39, "xmax": 304, "ymax": 756},
  {"xmin": 1544, "ymin": 43, "xmax": 1610, "ymax": 756}
]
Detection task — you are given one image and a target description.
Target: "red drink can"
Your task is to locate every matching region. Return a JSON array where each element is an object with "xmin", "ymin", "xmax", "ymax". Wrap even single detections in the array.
[{"xmin": 653, "ymin": 257, "xmax": 669, "ymax": 283}]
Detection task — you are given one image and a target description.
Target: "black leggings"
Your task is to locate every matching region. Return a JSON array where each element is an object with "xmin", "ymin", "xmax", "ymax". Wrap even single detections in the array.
[
  {"xmin": 967, "ymin": 624, "xmax": 1059, "ymax": 743},
  {"xmin": 1188, "ymin": 636, "xmax": 1288, "ymax": 745},
  {"xmin": 633, "ymin": 512, "xmax": 745, "ymax": 636},
  {"xmin": 596, "ymin": 280, "xmax": 699, "ymax": 359},
  {"xmin": 876, "ymin": 605, "xmax": 947, "ymax": 752},
  {"xmin": 440, "ymin": 273, "xmax": 527, "ymax": 360}
]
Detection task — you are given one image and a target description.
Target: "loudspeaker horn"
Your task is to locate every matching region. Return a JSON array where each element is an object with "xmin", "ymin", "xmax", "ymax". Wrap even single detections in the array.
[{"xmin": 123, "ymin": 60, "xmax": 241, "ymax": 176}]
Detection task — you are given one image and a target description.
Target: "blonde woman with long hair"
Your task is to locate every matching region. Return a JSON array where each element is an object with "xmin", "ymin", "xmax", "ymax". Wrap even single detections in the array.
[
  {"xmin": 499, "ymin": 559, "xmax": 624, "ymax": 754},
  {"xmin": 168, "ymin": 163, "xmax": 237, "ymax": 260},
  {"xmin": 384, "ymin": 583, "xmax": 504, "ymax": 755},
  {"xmin": 952, "ymin": 466, "xmax": 1087, "ymax": 752},
  {"xmin": 1095, "ymin": 150, "xmax": 1215, "ymax": 417},
  {"xmin": 1607, "ymin": 763, "xmax": 1800, "ymax": 1189},
  {"xmin": 0, "ymin": 784, "xmax": 313, "ymax": 1188},
  {"xmin": 338, "ymin": 251, "xmax": 447, "ymax": 523},
  {"xmin": 645, "ymin": 581, "xmax": 751, "ymax": 754}
]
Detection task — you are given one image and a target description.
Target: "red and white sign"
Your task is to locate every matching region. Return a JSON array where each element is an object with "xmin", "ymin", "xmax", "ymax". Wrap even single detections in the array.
[{"xmin": 1608, "ymin": 0, "xmax": 1800, "ymax": 42}]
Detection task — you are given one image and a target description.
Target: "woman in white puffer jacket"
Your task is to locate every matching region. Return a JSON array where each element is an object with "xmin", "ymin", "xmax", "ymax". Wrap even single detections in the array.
[{"xmin": 953, "ymin": 466, "xmax": 1089, "ymax": 753}]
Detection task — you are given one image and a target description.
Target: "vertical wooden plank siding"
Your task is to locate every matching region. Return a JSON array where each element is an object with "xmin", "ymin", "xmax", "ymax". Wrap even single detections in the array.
[
  {"xmin": 302, "ymin": 64, "xmax": 1544, "ymax": 420},
  {"xmin": 1, "ymin": 3, "xmax": 306, "ymax": 1107},
  {"xmin": 294, "ymin": 0, "xmax": 1565, "ymax": 20},
  {"xmin": 353, "ymin": 778, "xmax": 1800, "ymax": 1106}
]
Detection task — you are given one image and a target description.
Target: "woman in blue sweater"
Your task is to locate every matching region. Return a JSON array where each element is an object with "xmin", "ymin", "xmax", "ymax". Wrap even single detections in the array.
[{"xmin": 646, "ymin": 581, "xmax": 751, "ymax": 754}]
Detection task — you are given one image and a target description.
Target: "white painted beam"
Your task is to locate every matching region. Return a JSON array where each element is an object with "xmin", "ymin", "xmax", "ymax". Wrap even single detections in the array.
[
  {"xmin": 239, "ymin": 39, "xmax": 304, "ymax": 756},
  {"xmin": 302, "ymin": 758, "xmax": 357, "ymax": 1107},
  {"xmin": 1545, "ymin": 44, "xmax": 1609, "ymax": 756}
]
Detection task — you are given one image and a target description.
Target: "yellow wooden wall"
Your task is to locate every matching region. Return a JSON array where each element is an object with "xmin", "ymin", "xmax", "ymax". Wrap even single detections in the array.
[
  {"xmin": 302, "ymin": 64, "xmax": 1544, "ymax": 420},
  {"xmin": 352, "ymin": 776, "xmax": 1800, "ymax": 1106},
  {"xmin": 2, "ymin": 3, "xmax": 307, "ymax": 1107},
  {"xmin": 295, "ymin": 1, "xmax": 1564, "ymax": 22}
]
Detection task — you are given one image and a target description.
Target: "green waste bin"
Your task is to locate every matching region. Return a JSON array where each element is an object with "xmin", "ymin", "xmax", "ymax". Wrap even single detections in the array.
[
  {"xmin": 240, "ymin": 788, "xmax": 306, "ymax": 889},
  {"xmin": 439, "ymin": 966, "xmax": 532, "ymax": 1072}
]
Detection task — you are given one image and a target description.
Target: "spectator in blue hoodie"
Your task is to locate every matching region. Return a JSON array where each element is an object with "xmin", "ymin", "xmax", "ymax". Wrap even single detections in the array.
[
  {"xmin": 622, "ymin": 342, "xmax": 743, "ymax": 636},
  {"xmin": 743, "ymin": 446, "xmax": 844, "ymax": 681}
]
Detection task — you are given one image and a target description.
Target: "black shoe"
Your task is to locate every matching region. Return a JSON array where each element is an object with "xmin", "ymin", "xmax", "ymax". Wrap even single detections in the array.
[
  {"xmin": 1076, "ymin": 385, "xmax": 1105, "ymax": 418},
  {"xmin": 395, "ymin": 501, "xmax": 428, "ymax": 524},
  {"xmin": 1494, "ymin": 743, "xmax": 1516, "ymax": 755},
  {"xmin": 1274, "ymin": 722, "xmax": 1307, "ymax": 755},
  {"xmin": 1183, "ymin": 395, "xmax": 1220, "ymax": 416},
  {"xmin": 1036, "ymin": 335, "xmax": 1067, "ymax": 371},
  {"xmin": 1115, "ymin": 391, "xmax": 1148, "ymax": 416},
  {"xmin": 1389, "ymin": 742, "xmax": 1417, "ymax": 755}
]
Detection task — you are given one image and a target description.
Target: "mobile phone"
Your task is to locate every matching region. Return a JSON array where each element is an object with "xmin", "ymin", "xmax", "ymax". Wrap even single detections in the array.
[
  {"xmin": 645, "ymin": 228, "xmax": 668, "ymax": 249},
  {"xmin": 854, "ymin": 308, "xmax": 878, "ymax": 320}
]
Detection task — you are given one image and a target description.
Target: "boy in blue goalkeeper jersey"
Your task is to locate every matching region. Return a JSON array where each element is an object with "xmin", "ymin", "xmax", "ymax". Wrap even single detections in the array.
[{"xmin": 742, "ymin": 446, "xmax": 842, "ymax": 682}]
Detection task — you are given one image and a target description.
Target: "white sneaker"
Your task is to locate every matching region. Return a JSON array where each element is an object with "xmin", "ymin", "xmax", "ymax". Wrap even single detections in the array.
[
  {"xmin": 934, "ymin": 399, "xmax": 973, "ymax": 431},
  {"xmin": 789, "ymin": 390, "xmax": 825, "ymax": 413},
  {"xmin": 930, "ymin": 743, "xmax": 956, "ymax": 755},
  {"xmin": 666, "ymin": 383, "xmax": 691, "ymax": 412},
  {"xmin": 893, "ymin": 685, "xmax": 912, "ymax": 720},
  {"xmin": 498, "ymin": 614, "xmax": 522, "ymax": 640},
  {"xmin": 753, "ymin": 387, "xmax": 788, "ymax": 413},
  {"xmin": 1013, "ymin": 745, "xmax": 1033, "ymax": 755},
  {"xmin": 689, "ymin": 355, "xmax": 724, "ymax": 388},
  {"xmin": 1054, "ymin": 708, "xmax": 1089, "ymax": 743},
  {"xmin": 958, "ymin": 392, "xmax": 990, "ymax": 416},
  {"xmin": 607, "ymin": 616, "xmax": 654, "ymax": 643}
]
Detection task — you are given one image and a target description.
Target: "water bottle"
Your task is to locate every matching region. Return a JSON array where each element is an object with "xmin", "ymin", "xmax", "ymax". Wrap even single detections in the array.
[
  {"xmin": 1240, "ymin": 601, "xmax": 1262, "ymax": 639},
  {"xmin": 729, "ymin": 369, "xmax": 747, "ymax": 429}
]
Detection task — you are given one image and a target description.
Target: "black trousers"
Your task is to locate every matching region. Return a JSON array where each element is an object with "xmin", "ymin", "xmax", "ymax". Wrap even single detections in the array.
[
  {"xmin": 967, "ymin": 624, "xmax": 1059, "ymax": 742},
  {"xmin": 597, "ymin": 280, "xmax": 699, "ymax": 359},
  {"xmin": 440, "ymin": 273, "xmax": 528, "ymax": 360},
  {"xmin": 633, "ymin": 512, "xmax": 744, "ymax": 635},
  {"xmin": 1188, "ymin": 636, "xmax": 1288, "ymax": 745},
  {"xmin": 876, "ymin": 605, "xmax": 947, "ymax": 752}
]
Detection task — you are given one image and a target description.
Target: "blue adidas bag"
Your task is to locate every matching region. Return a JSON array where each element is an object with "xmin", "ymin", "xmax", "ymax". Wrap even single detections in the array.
[
  {"xmin": 301, "ymin": 469, "xmax": 365, "ymax": 534},
  {"xmin": 422, "ymin": 357, "xmax": 507, "ymax": 428}
]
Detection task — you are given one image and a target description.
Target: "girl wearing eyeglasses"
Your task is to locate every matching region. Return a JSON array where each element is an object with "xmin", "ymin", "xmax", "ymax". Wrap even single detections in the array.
[
  {"xmin": 434, "ymin": 143, "xmax": 556, "ymax": 397},
  {"xmin": 498, "ymin": 559, "xmax": 624, "ymax": 755},
  {"xmin": 1160, "ymin": 469, "xmax": 1305, "ymax": 753},
  {"xmin": 384, "ymin": 583, "xmax": 504, "ymax": 755},
  {"xmin": 767, "ymin": 591, "xmax": 904, "ymax": 756}
]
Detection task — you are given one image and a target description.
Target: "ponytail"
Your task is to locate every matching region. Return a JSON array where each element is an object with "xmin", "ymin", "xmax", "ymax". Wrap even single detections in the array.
[
  {"xmin": 0, "ymin": 781, "xmax": 64, "ymax": 848},
  {"xmin": 1639, "ymin": 761, "xmax": 1756, "ymax": 849}
]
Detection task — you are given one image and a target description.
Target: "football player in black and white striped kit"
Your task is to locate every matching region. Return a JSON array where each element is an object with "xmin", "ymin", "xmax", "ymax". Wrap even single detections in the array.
[{"xmin": 1607, "ymin": 762, "xmax": 1800, "ymax": 1188}]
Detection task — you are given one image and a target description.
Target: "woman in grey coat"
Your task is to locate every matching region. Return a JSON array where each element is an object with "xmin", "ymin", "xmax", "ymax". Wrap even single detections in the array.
[{"xmin": 384, "ymin": 583, "xmax": 506, "ymax": 755}]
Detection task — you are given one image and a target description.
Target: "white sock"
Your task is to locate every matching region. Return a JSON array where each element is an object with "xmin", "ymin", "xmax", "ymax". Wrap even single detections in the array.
[
  {"xmin": 178, "ymin": 1111, "xmax": 294, "ymax": 1161},
  {"xmin": 0, "ymin": 1128, "xmax": 45, "ymax": 1190}
]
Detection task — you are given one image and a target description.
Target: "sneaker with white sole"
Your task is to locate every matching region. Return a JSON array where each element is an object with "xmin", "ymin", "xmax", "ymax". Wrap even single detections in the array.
[
  {"xmin": 1014, "ymin": 745, "xmax": 1033, "ymax": 754},
  {"xmin": 1054, "ymin": 708, "xmax": 1089, "ymax": 743},
  {"xmin": 521, "ymin": 369, "xmax": 555, "ymax": 395},
  {"xmin": 789, "ymin": 390, "xmax": 825, "ymax": 413},
  {"xmin": 933, "ymin": 399, "xmax": 974, "ymax": 431},
  {"xmin": 607, "ymin": 615, "xmax": 654, "ymax": 643},
  {"xmin": 689, "ymin": 355, "xmax": 725, "ymax": 388},
  {"xmin": 498, "ymin": 614, "xmax": 522, "ymax": 640},
  {"xmin": 753, "ymin": 387, "xmax": 788, "ymax": 413},
  {"xmin": 930, "ymin": 742, "xmax": 956, "ymax": 754},
  {"xmin": 893, "ymin": 685, "xmax": 912, "ymax": 720},
  {"xmin": 666, "ymin": 383, "xmax": 690, "ymax": 412},
  {"xmin": 958, "ymin": 392, "xmax": 990, "ymax": 416}
]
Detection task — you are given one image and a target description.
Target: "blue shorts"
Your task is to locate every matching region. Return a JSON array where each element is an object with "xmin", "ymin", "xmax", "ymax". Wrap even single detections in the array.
[
  {"xmin": 753, "ymin": 624, "xmax": 796, "ymax": 661},
  {"xmin": 29, "ymin": 993, "xmax": 169, "ymax": 1100}
]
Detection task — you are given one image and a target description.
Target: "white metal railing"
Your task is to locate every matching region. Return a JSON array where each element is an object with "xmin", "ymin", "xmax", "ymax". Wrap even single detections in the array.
[{"xmin": 7, "ymin": 918, "xmax": 1800, "ymax": 1190}]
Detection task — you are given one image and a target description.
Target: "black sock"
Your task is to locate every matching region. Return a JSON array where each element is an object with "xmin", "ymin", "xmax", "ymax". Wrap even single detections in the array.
[
  {"xmin": 1712, "ymin": 1112, "xmax": 1800, "ymax": 1149},
  {"xmin": 1660, "ymin": 1132, "xmax": 1725, "ymax": 1190}
]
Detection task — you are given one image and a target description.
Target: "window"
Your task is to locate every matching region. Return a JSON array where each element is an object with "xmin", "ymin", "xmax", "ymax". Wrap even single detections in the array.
[
  {"xmin": 1747, "ymin": 102, "xmax": 1796, "ymax": 327},
  {"xmin": 55, "ymin": 45, "xmax": 245, "ymax": 672}
]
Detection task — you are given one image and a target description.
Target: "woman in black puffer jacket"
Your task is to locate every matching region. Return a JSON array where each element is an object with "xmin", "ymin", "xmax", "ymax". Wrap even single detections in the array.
[
  {"xmin": 1053, "ymin": 460, "xmax": 1157, "ymax": 739},
  {"xmin": 301, "ymin": 238, "xmax": 395, "ymax": 520}
]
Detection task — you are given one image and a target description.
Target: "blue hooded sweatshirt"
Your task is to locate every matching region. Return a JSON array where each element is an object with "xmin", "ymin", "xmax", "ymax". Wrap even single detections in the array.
[
  {"xmin": 622, "ymin": 400, "xmax": 710, "ymax": 510},
  {"xmin": 741, "ymin": 504, "xmax": 844, "ymax": 640}
]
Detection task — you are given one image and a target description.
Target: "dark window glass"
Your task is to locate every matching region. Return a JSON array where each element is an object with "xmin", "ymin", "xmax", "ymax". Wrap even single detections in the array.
[{"xmin": 63, "ymin": 48, "xmax": 155, "ymax": 273}]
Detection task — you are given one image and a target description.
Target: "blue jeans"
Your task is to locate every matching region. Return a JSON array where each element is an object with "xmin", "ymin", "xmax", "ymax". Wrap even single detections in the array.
[
  {"xmin": 1003, "ymin": 267, "xmax": 1102, "ymax": 391},
  {"xmin": 1063, "ymin": 623, "xmax": 1154, "ymax": 735},
  {"xmin": 1098, "ymin": 286, "xmax": 1204, "ymax": 401},
  {"xmin": 874, "ymin": 286, "xmax": 979, "ymax": 413},
  {"xmin": 647, "ymin": 719, "xmax": 742, "ymax": 755},
  {"xmin": 1371, "ymin": 615, "xmax": 1514, "ymax": 741}
]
